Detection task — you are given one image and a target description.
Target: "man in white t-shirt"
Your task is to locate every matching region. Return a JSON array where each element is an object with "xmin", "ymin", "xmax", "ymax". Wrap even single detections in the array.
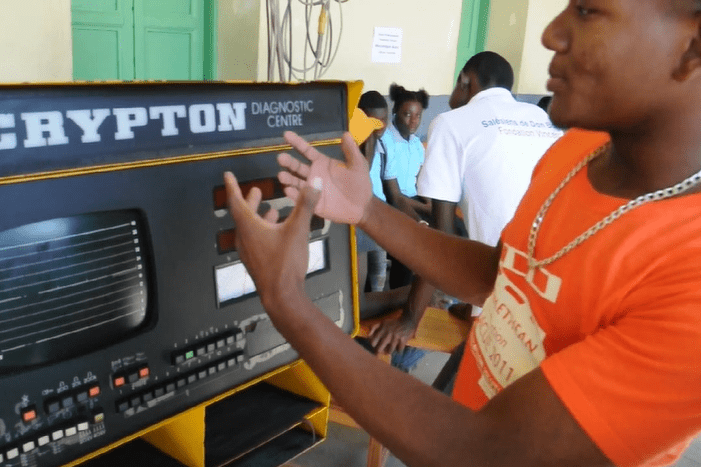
[{"xmin": 366, "ymin": 52, "xmax": 563, "ymax": 357}]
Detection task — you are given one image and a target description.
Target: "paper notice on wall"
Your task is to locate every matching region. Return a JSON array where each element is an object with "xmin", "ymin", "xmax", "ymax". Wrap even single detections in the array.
[{"xmin": 371, "ymin": 27, "xmax": 402, "ymax": 64}]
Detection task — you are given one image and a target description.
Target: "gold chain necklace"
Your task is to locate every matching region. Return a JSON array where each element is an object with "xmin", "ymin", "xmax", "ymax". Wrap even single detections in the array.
[{"xmin": 527, "ymin": 143, "xmax": 701, "ymax": 270}]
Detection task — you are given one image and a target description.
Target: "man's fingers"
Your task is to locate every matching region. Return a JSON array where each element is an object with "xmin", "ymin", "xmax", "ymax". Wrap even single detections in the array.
[
  {"xmin": 278, "ymin": 152, "xmax": 311, "ymax": 180},
  {"xmin": 282, "ymin": 186, "xmax": 300, "ymax": 203},
  {"xmin": 368, "ymin": 323, "xmax": 381, "ymax": 338},
  {"xmin": 369, "ymin": 329, "xmax": 382, "ymax": 349},
  {"xmin": 224, "ymin": 171, "xmax": 247, "ymax": 220},
  {"xmin": 288, "ymin": 178, "xmax": 322, "ymax": 233},
  {"xmin": 340, "ymin": 131, "xmax": 368, "ymax": 171},
  {"xmin": 376, "ymin": 333, "xmax": 393, "ymax": 355},
  {"xmin": 278, "ymin": 169, "xmax": 305, "ymax": 190},
  {"xmin": 246, "ymin": 186, "xmax": 263, "ymax": 212},
  {"xmin": 263, "ymin": 208, "xmax": 280, "ymax": 223},
  {"xmin": 284, "ymin": 131, "xmax": 323, "ymax": 162}
]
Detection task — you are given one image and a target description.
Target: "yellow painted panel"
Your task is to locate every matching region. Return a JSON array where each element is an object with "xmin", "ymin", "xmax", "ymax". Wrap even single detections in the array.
[
  {"xmin": 346, "ymin": 80, "xmax": 364, "ymax": 124},
  {"xmin": 265, "ymin": 362, "xmax": 330, "ymax": 407},
  {"xmin": 141, "ymin": 406, "xmax": 206, "ymax": 467},
  {"xmin": 304, "ymin": 407, "xmax": 330, "ymax": 439}
]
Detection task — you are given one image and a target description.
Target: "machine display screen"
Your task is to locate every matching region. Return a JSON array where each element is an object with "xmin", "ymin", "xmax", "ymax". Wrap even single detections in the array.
[{"xmin": 0, "ymin": 210, "xmax": 151, "ymax": 373}]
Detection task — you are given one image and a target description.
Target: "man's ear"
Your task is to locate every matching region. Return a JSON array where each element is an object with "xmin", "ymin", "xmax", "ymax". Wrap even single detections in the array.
[
  {"xmin": 672, "ymin": 17, "xmax": 701, "ymax": 81},
  {"xmin": 454, "ymin": 71, "xmax": 467, "ymax": 90}
]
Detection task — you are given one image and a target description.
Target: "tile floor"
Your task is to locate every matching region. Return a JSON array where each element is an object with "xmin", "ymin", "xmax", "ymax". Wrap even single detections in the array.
[
  {"xmin": 286, "ymin": 351, "xmax": 701, "ymax": 467},
  {"xmin": 290, "ymin": 351, "xmax": 449, "ymax": 467}
]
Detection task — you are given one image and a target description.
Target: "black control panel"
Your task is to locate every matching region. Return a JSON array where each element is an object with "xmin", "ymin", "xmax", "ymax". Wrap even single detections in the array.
[{"xmin": 0, "ymin": 82, "xmax": 356, "ymax": 467}]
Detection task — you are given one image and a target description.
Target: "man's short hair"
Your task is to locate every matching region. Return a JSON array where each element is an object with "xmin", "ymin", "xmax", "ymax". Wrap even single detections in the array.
[
  {"xmin": 461, "ymin": 51, "xmax": 514, "ymax": 92},
  {"xmin": 358, "ymin": 90, "xmax": 388, "ymax": 111}
]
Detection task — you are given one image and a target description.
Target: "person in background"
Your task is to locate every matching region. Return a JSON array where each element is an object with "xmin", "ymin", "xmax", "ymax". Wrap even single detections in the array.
[
  {"xmin": 382, "ymin": 83, "xmax": 431, "ymax": 302},
  {"xmin": 381, "ymin": 83, "xmax": 432, "ymax": 223},
  {"xmin": 368, "ymin": 52, "xmax": 563, "ymax": 360},
  {"xmin": 224, "ymin": 0, "xmax": 701, "ymax": 464},
  {"xmin": 355, "ymin": 90, "xmax": 411, "ymax": 319},
  {"xmin": 377, "ymin": 84, "xmax": 432, "ymax": 369},
  {"xmin": 538, "ymin": 95, "xmax": 553, "ymax": 112}
]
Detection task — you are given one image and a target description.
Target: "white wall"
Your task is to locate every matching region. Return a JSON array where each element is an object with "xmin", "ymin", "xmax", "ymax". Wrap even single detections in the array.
[
  {"xmin": 258, "ymin": 0, "xmax": 463, "ymax": 96},
  {"xmin": 0, "ymin": 0, "xmax": 73, "ymax": 82}
]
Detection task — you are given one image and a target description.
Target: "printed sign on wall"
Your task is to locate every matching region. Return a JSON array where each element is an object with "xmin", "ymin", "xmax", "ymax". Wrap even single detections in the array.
[{"xmin": 371, "ymin": 27, "xmax": 403, "ymax": 64}]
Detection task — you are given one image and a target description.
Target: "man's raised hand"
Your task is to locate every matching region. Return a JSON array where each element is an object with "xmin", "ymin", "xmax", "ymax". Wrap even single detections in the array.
[
  {"xmin": 224, "ymin": 171, "xmax": 321, "ymax": 316},
  {"xmin": 277, "ymin": 131, "xmax": 373, "ymax": 225}
]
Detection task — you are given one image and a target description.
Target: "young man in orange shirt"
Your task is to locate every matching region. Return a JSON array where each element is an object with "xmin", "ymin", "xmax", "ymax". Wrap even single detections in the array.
[{"xmin": 224, "ymin": 0, "xmax": 701, "ymax": 465}]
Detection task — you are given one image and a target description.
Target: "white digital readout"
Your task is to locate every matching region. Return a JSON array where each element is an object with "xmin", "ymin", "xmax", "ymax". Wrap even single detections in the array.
[
  {"xmin": 216, "ymin": 239, "xmax": 327, "ymax": 304},
  {"xmin": 215, "ymin": 262, "xmax": 257, "ymax": 304},
  {"xmin": 307, "ymin": 238, "xmax": 326, "ymax": 274}
]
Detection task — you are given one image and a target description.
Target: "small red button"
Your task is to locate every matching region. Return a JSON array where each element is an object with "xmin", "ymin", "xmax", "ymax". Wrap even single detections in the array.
[
  {"xmin": 89, "ymin": 385, "xmax": 101, "ymax": 397},
  {"xmin": 22, "ymin": 409, "xmax": 36, "ymax": 423},
  {"xmin": 138, "ymin": 367, "xmax": 150, "ymax": 378},
  {"xmin": 113, "ymin": 376, "xmax": 125, "ymax": 388}
]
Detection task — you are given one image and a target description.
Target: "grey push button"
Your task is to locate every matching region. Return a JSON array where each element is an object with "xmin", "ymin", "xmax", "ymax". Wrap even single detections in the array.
[
  {"xmin": 116, "ymin": 400, "xmax": 129, "ymax": 413},
  {"xmin": 46, "ymin": 400, "xmax": 61, "ymax": 414},
  {"xmin": 76, "ymin": 391, "xmax": 89, "ymax": 403}
]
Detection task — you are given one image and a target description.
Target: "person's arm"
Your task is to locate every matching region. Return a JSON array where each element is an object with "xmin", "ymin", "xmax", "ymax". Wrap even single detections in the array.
[
  {"xmin": 223, "ymin": 169, "xmax": 611, "ymax": 467},
  {"xmin": 383, "ymin": 178, "xmax": 420, "ymax": 221},
  {"xmin": 368, "ymin": 199, "xmax": 461, "ymax": 354},
  {"xmin": 433, "ymin": 198, "xmax": 457, "ymax": 234},
  {"xmin": 383, "ymin": 179, "xmax": 433, "ymax": 220},
  {"xmin": 411, "ymin": 195, "xmax": 432, "ymax": 218},
  {"xmin": 361, "ymin": 133, "xmax": 377, "ymax": 167}
]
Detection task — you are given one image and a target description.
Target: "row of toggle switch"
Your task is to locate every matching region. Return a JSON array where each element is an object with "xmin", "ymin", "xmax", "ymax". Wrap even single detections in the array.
[
  {"xmin": 113, "ymin": 364, "xmax": 150, "ymax": 389},
  {"xmin": 0, "ymin": 412, "xmax": 102, "ymax": 465},
  {"xmin": 116, "ymin": 352, "xmax": 245, "ymax": 414},
  {"xmin": 171, "ymin": 329, "xmax": 243, "ymax": 366},
  {"xmin": 44, "ymin": 384, "xmax": 101, "ymax": 416}
]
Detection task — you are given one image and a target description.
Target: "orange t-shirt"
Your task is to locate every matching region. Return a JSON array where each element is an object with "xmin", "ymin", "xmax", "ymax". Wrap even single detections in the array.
[{"xmin": 452, "ymin": 128, "xmax": 701, "ymax": 466}]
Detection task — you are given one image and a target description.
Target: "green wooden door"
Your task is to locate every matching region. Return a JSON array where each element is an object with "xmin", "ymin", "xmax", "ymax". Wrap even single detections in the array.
[
  {"xmin": 72, "ymin": 0, "xmax": 214, "ymax": 80},
  {"xmin": 134, "ymin": 0, "xmax": 204, "ymax": 80},
  {"xmin": 72, "ymin": 0, "xmax": 135, "ymax": 80}
]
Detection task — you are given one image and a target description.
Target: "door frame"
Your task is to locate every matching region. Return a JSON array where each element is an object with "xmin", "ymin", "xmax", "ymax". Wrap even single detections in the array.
[
  {"xmin": 454, "ymin": 0, "xmax": 490, "ymax": 82},
  {"xmin": 203, "ymin": 0, "xmax": 217, "ymax": 80}
]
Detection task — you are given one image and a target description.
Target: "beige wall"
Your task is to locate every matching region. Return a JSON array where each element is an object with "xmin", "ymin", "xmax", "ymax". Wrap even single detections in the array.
[
  {"xmin": 218, "ymin": 0, "xmax": 261, "ymax": 80},
  {"xmin": 484, "ymin": 0, "xmax": 529, "ymax": 92},
  {"xmin": 257, "ymin": 0, "xmax": 463, "ymax": 96},
  {"xmin": 0, "ymin": 0, "xmax": 565, "ymax": 94},
  {"xmin": 0, "ymin": 0, "xmax": 73, "ymax": 82},
  {"xmin": 516, "ymin": 0, "xmax": 566, "ymax": 94}
]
